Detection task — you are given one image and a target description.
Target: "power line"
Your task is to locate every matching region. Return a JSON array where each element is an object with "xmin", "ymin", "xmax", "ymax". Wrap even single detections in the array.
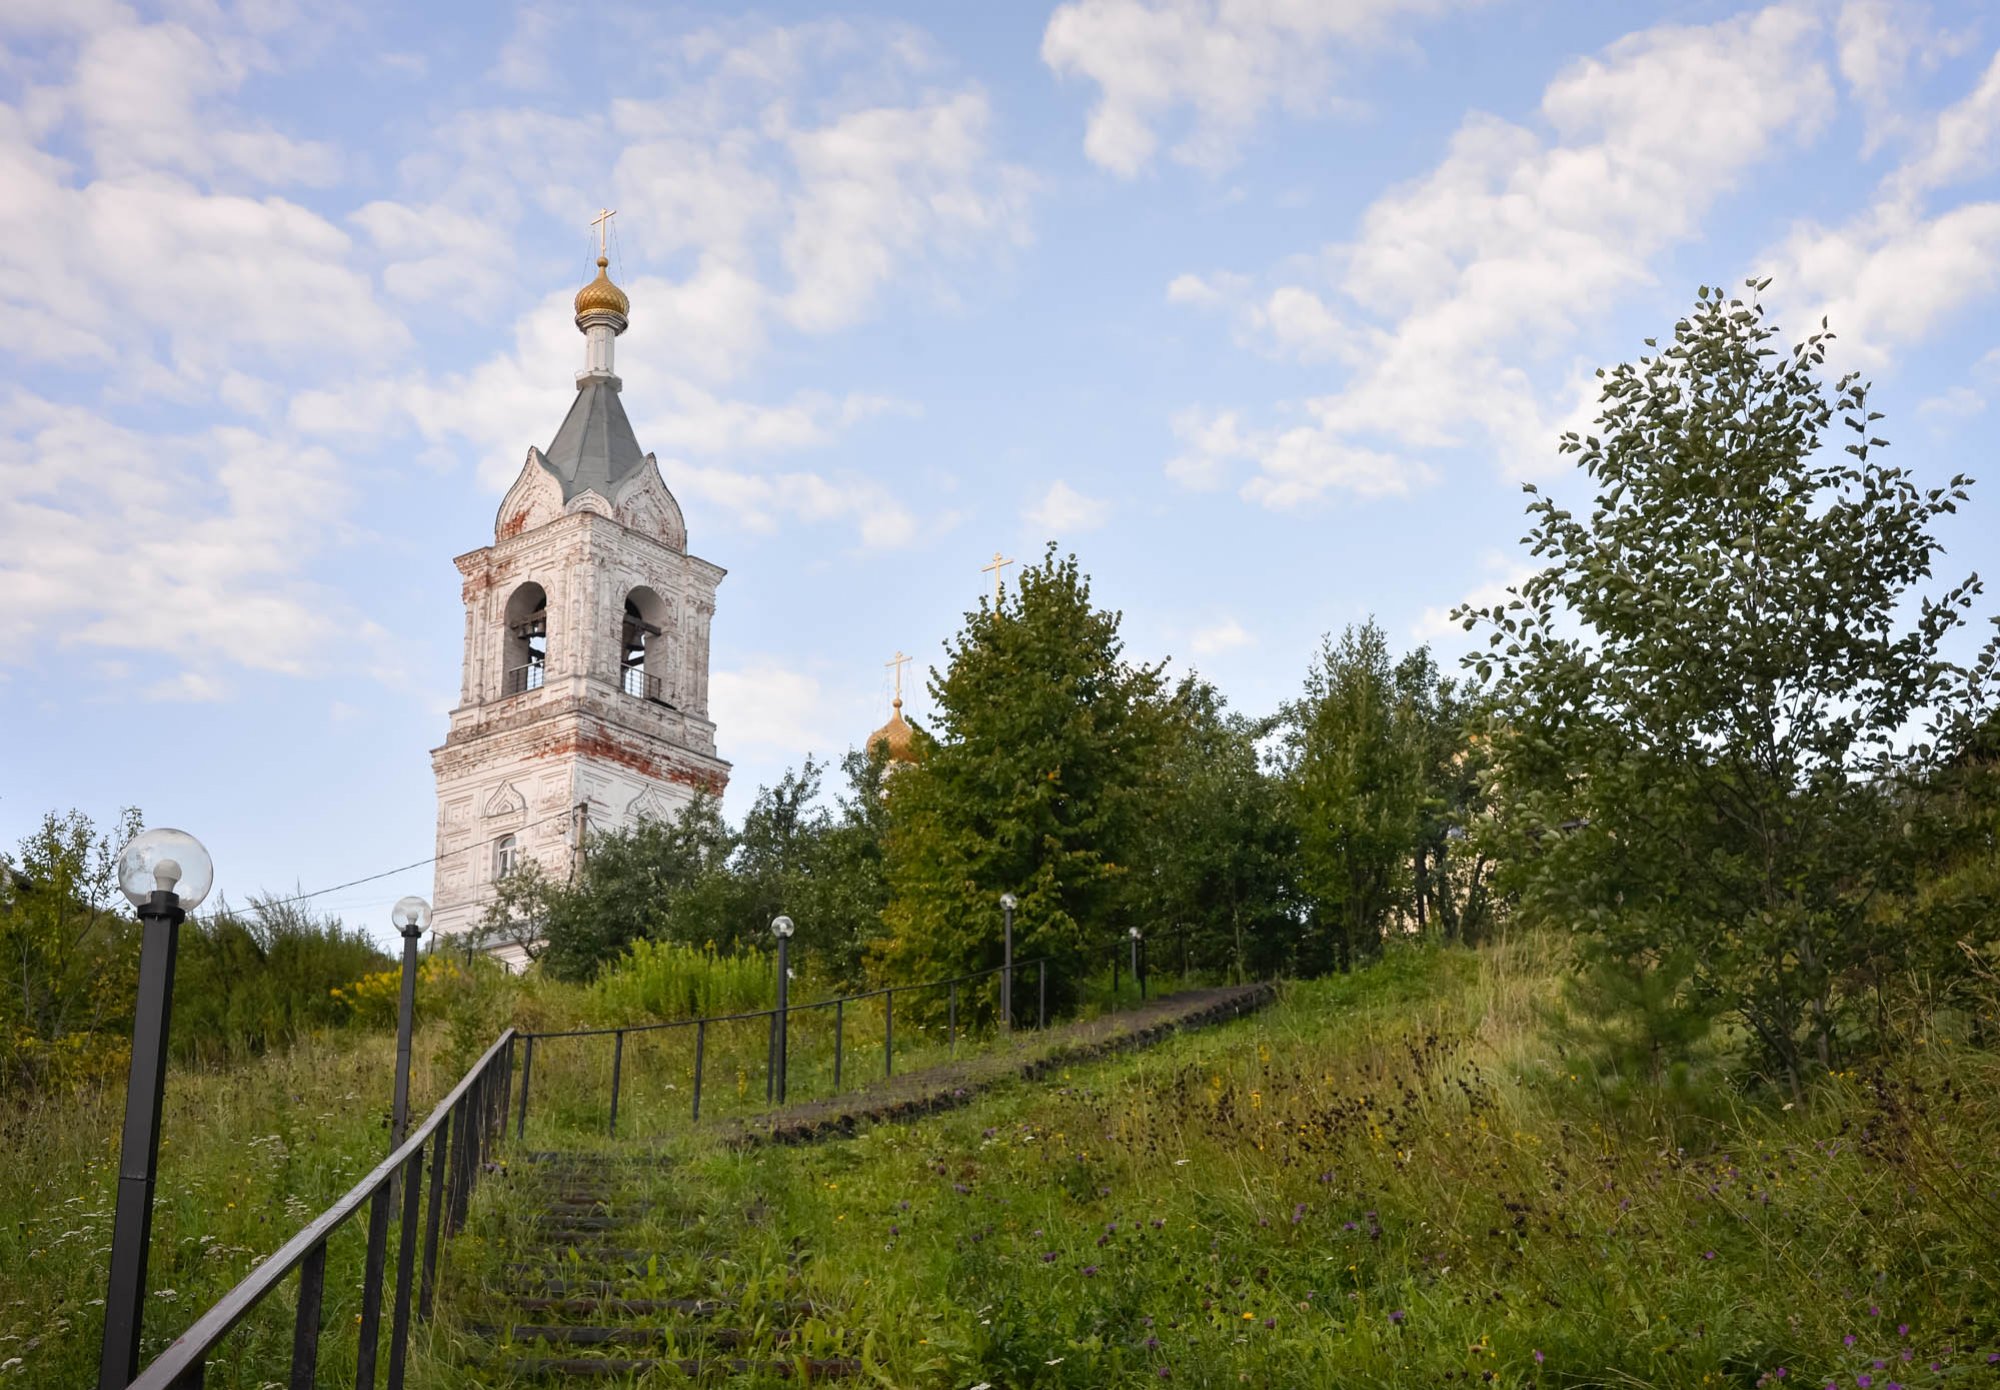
[{"xmin": 206, "ymin": 805, "xmax": 580, "ymax": 917}]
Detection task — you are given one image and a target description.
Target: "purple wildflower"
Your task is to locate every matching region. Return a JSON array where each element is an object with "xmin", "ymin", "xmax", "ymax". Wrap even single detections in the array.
[
  {"xmin": 1702, "ymin": 1251, "xmax": 1716, "ymax": 1261},
  {"xmin": 1083, "ymin": 1265, "xmax": 1100, "ymax": 1277},
  {"xmin": 1534, "ymin": 1351, "xmax": 1544, "ymax": 1365},
  {"xmin": 1389, "ymin": 1310, "xmax": 1407, "ymax": 1324}
]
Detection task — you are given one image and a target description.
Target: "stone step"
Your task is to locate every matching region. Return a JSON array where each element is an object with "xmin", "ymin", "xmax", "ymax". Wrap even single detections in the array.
[
  {"xmin": 470, "ymin": 1323, "xmax": 783, "ymax": 1350},
  {"xmin": 490, "ymin": 1354, "xmax": 862, "ymax": 1380}
]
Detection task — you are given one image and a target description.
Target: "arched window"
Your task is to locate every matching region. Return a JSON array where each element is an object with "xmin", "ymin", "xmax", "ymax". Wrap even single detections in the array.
[
  {"xmin": 502, "ymin": 583, "xmax": 548, "ymax": 697},
  {"xmin": 620, "ymin": 586, "xmax": 673, "ymax": 705},
  {"xmin": 493, "ymin": 834, "xmax": 520, "ymax": 880}
]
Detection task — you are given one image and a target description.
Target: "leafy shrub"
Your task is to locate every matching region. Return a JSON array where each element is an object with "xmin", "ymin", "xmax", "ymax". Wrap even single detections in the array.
[{"xmin": 586, "ymin": 938, "xmax": 775, "ymax": 1024}]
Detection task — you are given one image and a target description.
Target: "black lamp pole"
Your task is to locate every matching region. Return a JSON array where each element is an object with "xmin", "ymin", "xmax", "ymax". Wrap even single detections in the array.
[
  {"xmin": 98, "ymin": 886, "xmax": 185, "ymax": 1390},
  {"xmin": 391, "ymin": 920, "xmax": 423, "ymax": 1148}
]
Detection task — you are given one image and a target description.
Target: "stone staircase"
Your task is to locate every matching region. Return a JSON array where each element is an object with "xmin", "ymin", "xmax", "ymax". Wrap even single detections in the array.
[
  {"xmin": 451, "ymin": 983, "xmax": 1279, "ymax": 1383},
  {"xmin": 464, "ymin": 1151, "xmax": 862, "ymax": 1381}
]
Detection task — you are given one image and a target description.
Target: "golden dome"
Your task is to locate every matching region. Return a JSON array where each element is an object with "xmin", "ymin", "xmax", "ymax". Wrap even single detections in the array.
[
  {"xmin": 574, "ymin": 256, "xmax": 629, "ymax": 322},
  {"xmin": 867, "ymin": 698, "xmax": 918, "ymax": 766}
]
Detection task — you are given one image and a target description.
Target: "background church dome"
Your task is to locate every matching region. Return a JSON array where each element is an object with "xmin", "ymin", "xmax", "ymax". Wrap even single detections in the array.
[
  {"xmin": 574, "ymin": 256, "xmax": 630, "ymax": 321},
  {"xmin": 868, "ymin": 698, "xmax": 918, "ymax": 766}
]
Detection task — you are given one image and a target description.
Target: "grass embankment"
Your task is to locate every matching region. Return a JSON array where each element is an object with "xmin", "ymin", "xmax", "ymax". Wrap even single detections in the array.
[
  {"xmin": 433, "ymin": 937, "xmax": 2000, "ymax": 1388},
  {"xmin": 0, "ymin": 1027, "xmax": 454, "ymax": 1387},
  {"xmin": 0, "ymin": 954, "xmax": 1113, "ymax": 1386}
]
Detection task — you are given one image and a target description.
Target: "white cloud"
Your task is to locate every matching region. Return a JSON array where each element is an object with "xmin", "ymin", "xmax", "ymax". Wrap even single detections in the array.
[
  {"xmin": 1188, "ymin": 618, "xmax": 1254, "ymax": 656},
  {"xmin": 0, "ymin": 393, "xmax": 392, "ymax": 682},
  {"xmin": 1167, "ymin": 5, "xmax": 1834, "ymax": 502},
  {"xmin": 667, "ymin": 461, "xmax": 920, "ymax": 550},
  {"xmin": 1026, "ymin": 480, "xmax": 1111, "ymax": 533},
  {"xmin": 1041, "ymin": 0, "xmax": 1481, "ymax": 176},
  {"xmin": 42, "ymin": 14, "xmax": 341, "ymax": 187},
  {"xmin": 711, "ymin": 661, "xmax": 843, "ymax": 761},
  {"xmin": 1766, "ymin": 46, "xmax": 2000, "ymax": 368}
]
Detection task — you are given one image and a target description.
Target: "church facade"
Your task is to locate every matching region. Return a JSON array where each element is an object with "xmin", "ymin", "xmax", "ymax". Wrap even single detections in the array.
[{"xmin": 429, "ymin": 252, "xmax": 729, "ymax": 956}]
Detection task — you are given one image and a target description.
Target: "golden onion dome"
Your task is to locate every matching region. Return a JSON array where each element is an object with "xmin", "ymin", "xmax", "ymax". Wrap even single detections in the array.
[
  {"xmin": 867, "ymin": 698, "xmax": 918, "ymax": 766},
  {"xmin": 574, "ymin": 255, "xmax": 630, "ymax": 322}
]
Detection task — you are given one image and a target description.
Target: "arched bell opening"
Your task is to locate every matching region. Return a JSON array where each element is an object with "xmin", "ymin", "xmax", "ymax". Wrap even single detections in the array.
[
  {"xmin": 502, "ymin": 582, "xmax": 548, "ymax": 697},
  {"xmin": 620, "ymin": 586, "xmax": 674, "ymax": 706}
]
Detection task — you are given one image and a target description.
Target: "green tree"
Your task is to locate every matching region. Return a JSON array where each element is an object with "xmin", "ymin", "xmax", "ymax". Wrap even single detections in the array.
[
  {"xmin": 880, "ymin": 548, "xmax": 1168, "ymax": 1015},
  {"xmin": 1461, "ymin": 281, "xmax": 1996, "ymax": 1091},
  {"xmin": 0, "ymin": 807, "xmax": 142, "ymax": 1092},
  {"xmin": 1130, "ymin": 676, "xmax": 1295, "ymax": 982},
  {"xmin": 1396, "ymin": 650, "xmax": 1496, "ymax": 946},
  {"xmin": 1286, "ymin": 622, "xmax": 1424, "ymax": 972}
]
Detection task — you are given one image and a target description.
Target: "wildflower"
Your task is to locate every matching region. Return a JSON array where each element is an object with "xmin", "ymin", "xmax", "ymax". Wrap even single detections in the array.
[
  {"xmin": 1264, "ymin": 1319, "xmax": 1276, "ymax": 1330},
  {"xmin": 1390, "ymin": 1310, "xmax": 1407, "ymax": 1324},
  {"xmin": 1898, "ymin": 1325, "xmax": 1909, "ymax": 1338},
  {"xmin": 1702, "ymin": 1251, "xmax": 1716, "ymax": 1261},
  {"xmin": 1845, "ymin": 1337, "xmax": 1856, "ymax": 1347},
  {"xmin": 1534, "ymin": 1351, "xmax": 1544, "ymax": 1365},
  {"xmin": 1083, "ymin": 1266, "xmax": 1099, "ymax": 1277},
  {"xmin": 1145, "ymin": 1337, "xmax": 1160, "ymax": 1350},
  {"xmin": 1857, "ymin": 1377, "xmax": 1872, "ymax": 1388},
  {"xmin": 1041, "ymin": 1252, "xmax": 1057, "ymax": 1263},
  {"xmin": 1157, "ymin": 1370, "xmax": 1171, "ymax": 1380},
  {"xmin": 1242, "ymin": 1312, "xmax": 1255, "ymax": 1321}
]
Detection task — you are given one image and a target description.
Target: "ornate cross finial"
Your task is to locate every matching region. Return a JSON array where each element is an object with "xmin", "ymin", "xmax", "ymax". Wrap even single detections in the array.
[
  {"xmin": 590, "ymin": 207, "xmax": 618, "ymax": 257},
  {"xmin": 981, "ymin": 550, "xmax": 1015, "ymax": 603},
  {"xmin": 885, "ymin": 650, "xmax": 912, "ymax": 704}
]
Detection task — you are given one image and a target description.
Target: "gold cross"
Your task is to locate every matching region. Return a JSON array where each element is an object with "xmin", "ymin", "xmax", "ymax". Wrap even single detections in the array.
[
  {"xmin": 885, "ymin": 650, "xmax": 912, "ymax": 704},
  {"xmin": 981, "ymin": 550, "xmax": 1015, "ymax": 602},
  {"xmin": 590, "ymin": 207, "xmax": 618, "ymax": 257}
]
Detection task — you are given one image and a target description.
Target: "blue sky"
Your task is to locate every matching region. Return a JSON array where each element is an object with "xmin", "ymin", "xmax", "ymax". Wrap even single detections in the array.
[{"xmin": 3, "ymin": 0, "xmax": 1997, "ymax": 949}]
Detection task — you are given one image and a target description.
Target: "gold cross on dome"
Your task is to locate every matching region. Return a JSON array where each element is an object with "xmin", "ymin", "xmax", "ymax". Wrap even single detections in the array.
[
  {"xmin": 590, "ymin": 207, "xmax": 618, "ymax": 256},
  {"xmin": 981, "ymin": 550, "xmax": 1015, "ymax": 602},
  {"xmin": 885, "ymin": 650, "xmax": 912, "ymax": 703}
]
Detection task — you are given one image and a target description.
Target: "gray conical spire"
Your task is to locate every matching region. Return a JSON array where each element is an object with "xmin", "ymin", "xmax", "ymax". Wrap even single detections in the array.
[{"xmin": 540, "ymin": 377, "xmax": 646, "ymax": 502}]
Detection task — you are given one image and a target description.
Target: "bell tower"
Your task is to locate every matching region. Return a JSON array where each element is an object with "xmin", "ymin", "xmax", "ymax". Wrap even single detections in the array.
[{"xmin": 430, "ymin": 228, "xmax": 730, "ymax": 958}]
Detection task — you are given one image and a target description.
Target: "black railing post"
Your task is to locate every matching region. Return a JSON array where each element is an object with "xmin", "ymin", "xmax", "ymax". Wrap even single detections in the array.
[
  {"xmin": 833, "ymin": 999, "xmax": 844, "ymax": 1091},
  {"xmin": 692, "ymin": 1020, "xmax": 706, "ymax": 1123},
  {"xmin": 608, "ymin": 1030, "xmax": 625, "ymax": 1138},
  {"xmin": 1132, "ymin": 930, "xmax": 1144, "ymax": 1002},
  {"xmin": 354, "ymin": 1186, "xmax": 392, "ymax": 1389},
  {"xmin": 884, "ymin": 989, "xmax": 894, "ymax": 1078},
  {"xmin": 385, "ymin": 1147, "xmax": 423, "ymax": 1390},
  {"xmin": 447, "ymin": 1095, "xmax": 472, "ymax": 1233},
  {"xmin": 516, "ymin": 1036, "xmax": 534, "ymax": 1140},
  {"xmin": 1000, "ymin": 895, "xmax": 1016, "ymax": 1033},
  {"xmin": 502, "ymin": 1034, "xmax": 516, "ymax": 1139},
  {"xmin": 419, "ymin": 1114, "xmax": 449, "ymax": 1320},
  {"xmin": 1113, "ymin": 946, "xmax": 1120, "ymax": 1000},
  {"xmin": 291, "ymin": 1241, "xmax": 327, "ymax": 1388},
  {"xmin": 948, "ymin": 980, "xmax": 958, "ymax": 1053},
  {"xmin": 1038, "ymin": 960, "xmax": 1047, "ymax": 1030},
  {"xmin": 98, "ymin": 886, "xmax": 185, "ymax": 1390}
]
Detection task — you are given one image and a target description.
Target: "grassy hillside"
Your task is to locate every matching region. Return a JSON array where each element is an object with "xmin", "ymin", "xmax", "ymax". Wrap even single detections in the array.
[{"xmin": 428, "ymin": 936, "xmax": 2000, "ymax": 1388}]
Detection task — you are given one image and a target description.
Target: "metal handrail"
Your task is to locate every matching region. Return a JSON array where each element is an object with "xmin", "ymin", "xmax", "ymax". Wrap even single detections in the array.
[
  {"xmin": 515, "ymin": 956, "xmax": 1051, "ymax": 1041},
  {"xmin": 127, "ymin": 1029, "xmax": 519, "ymax": 1390}
]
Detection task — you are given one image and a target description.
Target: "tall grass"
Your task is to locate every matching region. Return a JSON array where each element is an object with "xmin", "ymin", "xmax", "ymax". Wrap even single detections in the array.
[{"xmin": 442, "ymin": 938, "xmax": 2000, "ymax": 1388}]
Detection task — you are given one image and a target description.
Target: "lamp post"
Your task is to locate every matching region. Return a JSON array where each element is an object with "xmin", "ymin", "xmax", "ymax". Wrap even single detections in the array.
[
  {"xmin": 771, "ymin": 915, "xmax": 795, "ymax": 1104},
  {"xmin": 99, "ymin": 828, "xmax": 213, "ymax": 1390},
  {"xmin": 999, "ymin": 893, "xmax": 1017, "ymax": 1033},
  {"xmin": 388, "ymin": 896, "xmax": 432, "ymax": 1149},
  {"xmin": 1130, "ymin": 925, "xmax": 1145, "ymax": 1001}
]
